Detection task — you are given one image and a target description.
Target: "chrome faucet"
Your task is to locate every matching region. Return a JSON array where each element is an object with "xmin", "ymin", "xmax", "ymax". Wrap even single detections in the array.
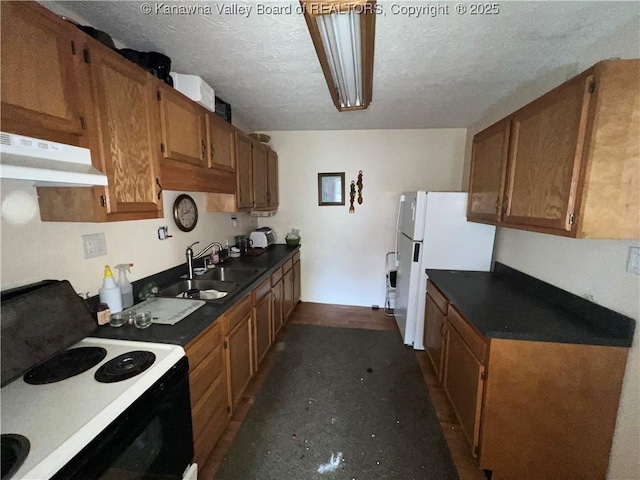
[{"xmin": 186, "ymin": 242, "xmax": 222, "ymax": 279}]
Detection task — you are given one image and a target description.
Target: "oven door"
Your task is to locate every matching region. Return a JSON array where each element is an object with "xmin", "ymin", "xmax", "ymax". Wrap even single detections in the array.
[{"xmin": 52, "ymin": 357, "xmax": 195, "ymax": 480}]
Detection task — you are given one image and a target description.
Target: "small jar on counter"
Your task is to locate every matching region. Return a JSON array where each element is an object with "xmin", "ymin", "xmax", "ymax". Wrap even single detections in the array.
[{"xmin": 91, "ymin": 303, "xmax": 111, "ymax": 326}]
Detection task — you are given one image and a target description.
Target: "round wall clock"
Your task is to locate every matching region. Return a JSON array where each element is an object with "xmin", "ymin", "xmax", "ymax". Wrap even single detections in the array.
[{"xmin": 172, "ymin": 194, "xmax": 198, "ymax": 232}]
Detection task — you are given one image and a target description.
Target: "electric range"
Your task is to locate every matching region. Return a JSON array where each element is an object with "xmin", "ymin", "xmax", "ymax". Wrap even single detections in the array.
[{"xmin": 1, "ymin": 337, "xmax": 186, "ymax": 479}]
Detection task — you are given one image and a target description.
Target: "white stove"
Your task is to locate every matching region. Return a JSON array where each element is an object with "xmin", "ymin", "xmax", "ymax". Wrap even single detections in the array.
[{"xmin": 1, "ymin": 337, "xmax": 186, "ymax": 480}]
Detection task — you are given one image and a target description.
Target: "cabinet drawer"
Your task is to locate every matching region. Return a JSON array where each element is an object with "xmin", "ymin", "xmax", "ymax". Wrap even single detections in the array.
[
  {"xmin": 271, "ymin": 267, "xmax": 283, "ymax": 285},
  {"xmin": 224, "ymin": 294, "xmax": 252, "ymax": 334},
  {"xmin": 193, "ymin": 375, "xmax": 228, "ymax": 465},
  {"xmin": 447, "ymin": 306, "xmax": 488, "ymax": 363},
  {"xmin": 293, "ymin": 251, "xmax": 300, "ymax": 264},
  {"xmin": 282, "ymin": 258, "xmax": 293, "ymax": 273},
  {"xmin": 185, "ymin": 320, "xmax": 221, "ymax": 371},
  {"xmin": 427, "ymin": 280, "xmax": 448, "ymax": 313},
  {"xmin": 189, "ymin": 343, "xmax": 223, "ymax": 407},
  {"xmin": 253, "ymin": 277, "xmax": 271, "ymax": 302}
]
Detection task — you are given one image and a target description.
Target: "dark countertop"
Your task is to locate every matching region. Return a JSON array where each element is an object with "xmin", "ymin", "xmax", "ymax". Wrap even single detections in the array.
[
  {"xmin": 426, "ymin": 263, "xmax": 635, "ymax": 347},
  {"xmin": 91, "ymin": 245, "xmax": 300, "ymax": 347}
]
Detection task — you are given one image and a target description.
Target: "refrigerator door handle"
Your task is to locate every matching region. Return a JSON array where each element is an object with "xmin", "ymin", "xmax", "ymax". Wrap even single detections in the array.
[
  {"xmin": 413, "ymin": 243, "xmax": 421, "ymax": 262},
  {"xmin": 411, "ymin": 200, "xmax": 416, "ymax": 222},
  {"xmin": 395, "ymin": 195, "xmax": 406, "ymax": 266}
]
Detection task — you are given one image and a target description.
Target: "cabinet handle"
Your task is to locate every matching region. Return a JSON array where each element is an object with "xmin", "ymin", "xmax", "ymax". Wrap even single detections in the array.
[
  {"xmin": 156, "ymin": 178, "xmax": 163, "ymax": 200},
  {"xmin": 502, "ymin": 196, "xmax": 508, "ymax": 215},
  {"xmin": 210, "ymin": 142, "xmax": 215, "ymax": 160},
  {"xmin": 201, "ymin": 140, "xmax": 206, "ymax": 160}
]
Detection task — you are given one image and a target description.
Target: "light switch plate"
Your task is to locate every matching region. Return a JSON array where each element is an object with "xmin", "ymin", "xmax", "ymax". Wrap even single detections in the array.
[
  {"xmin": 626, "ymin": 246, "xmax": 640, "ymax": 275},
  {"xmin": 83, "ymin": 233, "xmax": 107, "ymax": 259}
]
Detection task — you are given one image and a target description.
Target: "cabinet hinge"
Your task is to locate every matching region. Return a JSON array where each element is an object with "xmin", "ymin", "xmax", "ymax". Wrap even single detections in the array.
[
  {"xmin": 100, "ymin": 195, "xmax": 107, "ymax": 208},
  {"xmin": 157, "ymin": 90, "xmax": 162, "ymax": 101},
  {"xmin": 79, "ymin": 116, "xmax": 85, "ymax": 130},
  {"xmin": 223, "ymin": 340, "xmax": 228, "ymax": 349},
  {"xmin": 160, "ymin": 143, "xmax": 165, "ymax": 153},
  {"xmin": 588, "ymin": 79, "xmax": 596, "ymax": 94},
  {"xmin": 569, "ymin": 213, "xmax": 576, "ymax": 226},
  {"xmin": 82, "ymin": 49, "xmax": 91, "ymax": 64},
  {"xmin": 480, "ymin": 371, "xmax": 486, "ymax": 381},
  {"xmin": 71, "ymin": 40, "xmax": 76, "ymax": 55}
]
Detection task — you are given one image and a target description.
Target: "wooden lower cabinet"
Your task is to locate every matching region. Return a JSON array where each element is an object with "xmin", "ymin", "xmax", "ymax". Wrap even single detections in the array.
[
  {"xmin": 443, "ymin": 321, "xmax": 485, "ymax": 456},
  {"xmin": 225, "ymin": 309, "xmax": 253, "ymax": 410},
  {"xmin": 283, "ymin": 267, "xmax": 294, "ymax": 321},
  {"xmin": 424, "ymin": 289, "xmax": 447, "ymax": 381},
  {"xmin": 185, "ymin": 321, "xmax": 228, "ymax": 467},
  {"xmin": 272, "ymin": 275, "xmax": 284, "ymax": 338},
  {"xmin": 253, "ymin": 279, "xmax": 272, "ymax": 370},
  {"xmin": 433, "ymin": 295, "xmax": 628, "ymax": 480}
]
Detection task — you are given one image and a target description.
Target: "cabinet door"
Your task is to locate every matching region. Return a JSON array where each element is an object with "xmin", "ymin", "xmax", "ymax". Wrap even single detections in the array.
[
  {"xmin": 253, "ymin": 292, "xmax": 272, "ymax": 369},
  {"xmin": 443, "ymin": 323, "xmax": 486, "ymax": 457},
  {"xmin": 503, "ymin": 73, "xmax": 594, "ymax": 232},
  {"xmin": 235, "ymin": 133, "xmax": 254, "ymax": 210},
  {"xmin": 252, "ymin": 142, "xmax": 269, "ymax": 209},
  {"xmin": 89, "ymin": 44, "xmax": 162, "ymax": 217},
  {"xmin": 225, "ymin": 313, "xmax": 252, "ymax": 409},
  {"xmin": 1, "ymin": 2, "xmax": 85, "ymax": 139},
  {"xmin": 424, "ymin": 293, "xmax": 446, "ymax": 381},
  {"xmin": 283, "ymin": 268, "xmax": 294, "ymax": 321},
  {"xmin": 293, "ymin": 260, "xmax": 301, "ymax": 305},
  {"xmin": 158, "ymin": 85, "xmax": 207, "ymax": 166},
  {"xmin": 266, "ymin": 149, "xmax": 279, "ymax": 209},
  {"xmin": 272, "ymin": 279, "xmax": 284, "ymax": 337},
  {"xmin": 207, "ymin": 113, "xmax": 235, "ymax": 173},
  {"xmin": 468, "ymin": 119, "xmax": 510, "ymax": 223}
]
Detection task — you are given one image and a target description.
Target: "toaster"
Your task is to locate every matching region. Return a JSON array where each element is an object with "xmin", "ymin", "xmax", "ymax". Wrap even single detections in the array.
[{"xmin": 249, "ymin": 227, "xmax": 275, "ymax": 249}]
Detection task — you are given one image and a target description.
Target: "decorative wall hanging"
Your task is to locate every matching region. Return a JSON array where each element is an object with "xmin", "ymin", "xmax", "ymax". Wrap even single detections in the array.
[
  {"xmin": 356, "ymin": 170, "xmax": 363, "ymax": 204},
  {"xmin": 318, "ymin": 172, "xmax": 345, "ymax": 206},
  {"xmin": 349, "ymin": 180, "xmax": 356, "ymax": 213}
]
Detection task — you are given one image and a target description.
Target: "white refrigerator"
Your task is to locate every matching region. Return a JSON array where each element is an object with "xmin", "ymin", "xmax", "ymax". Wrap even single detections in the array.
[{"xmin": 394, "ymin": 192, "xmax": 495, "ymax": 349}]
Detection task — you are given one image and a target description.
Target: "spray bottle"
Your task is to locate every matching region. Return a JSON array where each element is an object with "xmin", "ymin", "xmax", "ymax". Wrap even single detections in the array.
[
  {"xmin": 114, "ymin": 263, "xmax": 134, "ymax": 309},
  {"xmin": 99, "ymin": 265, "xmax": 123, "ymax": 314}
]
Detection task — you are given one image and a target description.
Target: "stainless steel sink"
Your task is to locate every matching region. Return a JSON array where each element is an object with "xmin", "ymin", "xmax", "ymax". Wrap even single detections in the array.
[
  {"xmin": 158, "ymin": 279, "xmax": 240, "ymax": 303},
  {"xmin": 198, "ymin": 266, "xmax": 266, "ymax": 283}
]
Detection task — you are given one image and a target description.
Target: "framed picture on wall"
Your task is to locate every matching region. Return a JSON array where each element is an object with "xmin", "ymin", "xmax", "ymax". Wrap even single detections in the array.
[{"xmin": 318, "ymin": 172, "xmax": 345, "ymax": 206}]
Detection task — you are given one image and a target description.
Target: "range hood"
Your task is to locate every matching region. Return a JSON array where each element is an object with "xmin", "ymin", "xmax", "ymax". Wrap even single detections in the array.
[{"xmin": 0, "ymin": 132, "xmax": 108, "ymax": 186}]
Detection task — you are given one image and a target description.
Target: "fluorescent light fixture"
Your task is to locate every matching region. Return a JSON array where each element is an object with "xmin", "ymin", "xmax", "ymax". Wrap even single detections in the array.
[{"xmin": 301, "ymin": 1, "xmax": 376, "ymax": 111}]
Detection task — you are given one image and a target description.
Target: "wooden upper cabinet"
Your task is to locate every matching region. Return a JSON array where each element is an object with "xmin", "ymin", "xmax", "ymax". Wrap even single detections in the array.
[
  {"xmin": 503, "ymin": 73, "xmax": 593, "ymax": 232},
  {"xmin": 266, "ymin": 149, "xmax": 279, "ymax": 209},
  {"xmin": 468, "ymin": 59, "xmax": 639, "ymax": 239},
  {"xmin": 88, "ymin": 43, "xmax": 162, "ymax": 218},
  {"xmin": 468, "ymin": 119, "xmax": 510, "ymax": 223},
  {"xmin": 235, "ymin": 133, "xmax": 254, "ymax": 210},
  {"xmin": 252, "ymin": 141, "xmax": 269, "ymax": 209},
  {"xmin": 1, "ymin": 2, "xmax": 85, "ymax": 141},
  {"xmin": 158, "ymin": 84, "xmax": 207, "ymax": 166},
  {"xmin": 207, "ymin": 114, "xmax": 235, "ymax": 173}
]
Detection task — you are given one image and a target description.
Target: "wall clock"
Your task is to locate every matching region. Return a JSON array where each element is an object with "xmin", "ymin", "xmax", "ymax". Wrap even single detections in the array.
[{"xmin": 172, "ymin": 194, "xmax": 198, "ymax": 232}]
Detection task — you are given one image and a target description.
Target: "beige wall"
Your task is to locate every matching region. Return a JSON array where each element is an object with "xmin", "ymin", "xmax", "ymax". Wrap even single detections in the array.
[
  {"xmin": 0, "ymin": 180, "xmax": 256, "ymax": 294},
  {"xmin": 461, "ymin": 19, "xmax": 640, "ymax": 479},
  {"xmin": 257, "ymin": 129, "xmax": 466, "ymax": 307}
]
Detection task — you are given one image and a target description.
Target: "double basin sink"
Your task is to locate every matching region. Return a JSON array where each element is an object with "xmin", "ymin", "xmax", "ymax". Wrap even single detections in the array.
[{"xmin": 157, "ymin": 266, "xmax": 266, "ymax": 304}]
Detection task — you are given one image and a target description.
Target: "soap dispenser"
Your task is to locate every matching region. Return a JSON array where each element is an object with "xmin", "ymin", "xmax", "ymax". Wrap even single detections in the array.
[{"xmin": 114, "ymin": 263, "xmax": 134, "ymax": 309}]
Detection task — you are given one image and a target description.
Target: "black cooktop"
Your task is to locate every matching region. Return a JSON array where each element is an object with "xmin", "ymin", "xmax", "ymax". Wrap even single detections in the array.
[
  {"xmin": 24, "ymin": 347, "xmax": 107, "ymax": 385},
  {"xmin": 94, "ymin": 351, "xmax": 156, "ymax": 383}
]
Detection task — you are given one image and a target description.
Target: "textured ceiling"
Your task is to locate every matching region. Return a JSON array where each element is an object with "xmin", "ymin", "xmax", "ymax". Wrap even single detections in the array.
[{"xmin": 50, "ymin": 1, "xmax": 639, "ymax": 131}]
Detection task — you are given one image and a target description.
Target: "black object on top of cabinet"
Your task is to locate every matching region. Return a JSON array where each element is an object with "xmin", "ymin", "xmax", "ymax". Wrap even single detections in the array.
[{"xmin": 1, "ymin": 280, "xmax": 98, "ymax": 387}]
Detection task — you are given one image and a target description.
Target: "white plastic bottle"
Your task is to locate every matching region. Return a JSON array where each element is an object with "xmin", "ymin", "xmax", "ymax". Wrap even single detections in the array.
[
  {"xmin": 114, "ymin": 263, "xmax": 134, "ymax": 308},
  {"xmin": 99, "ymin": 265, "xmax": 123, "ymax": 314}
]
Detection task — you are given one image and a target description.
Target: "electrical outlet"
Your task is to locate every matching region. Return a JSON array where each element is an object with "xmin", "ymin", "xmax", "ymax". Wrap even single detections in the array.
[
  {"xmin": 83, "ymin": 233, "xmax": 107, "ymax": 259},
  {"xmin": 627, "ymin": 246, "xmax": 640, "ymax": 275}
]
